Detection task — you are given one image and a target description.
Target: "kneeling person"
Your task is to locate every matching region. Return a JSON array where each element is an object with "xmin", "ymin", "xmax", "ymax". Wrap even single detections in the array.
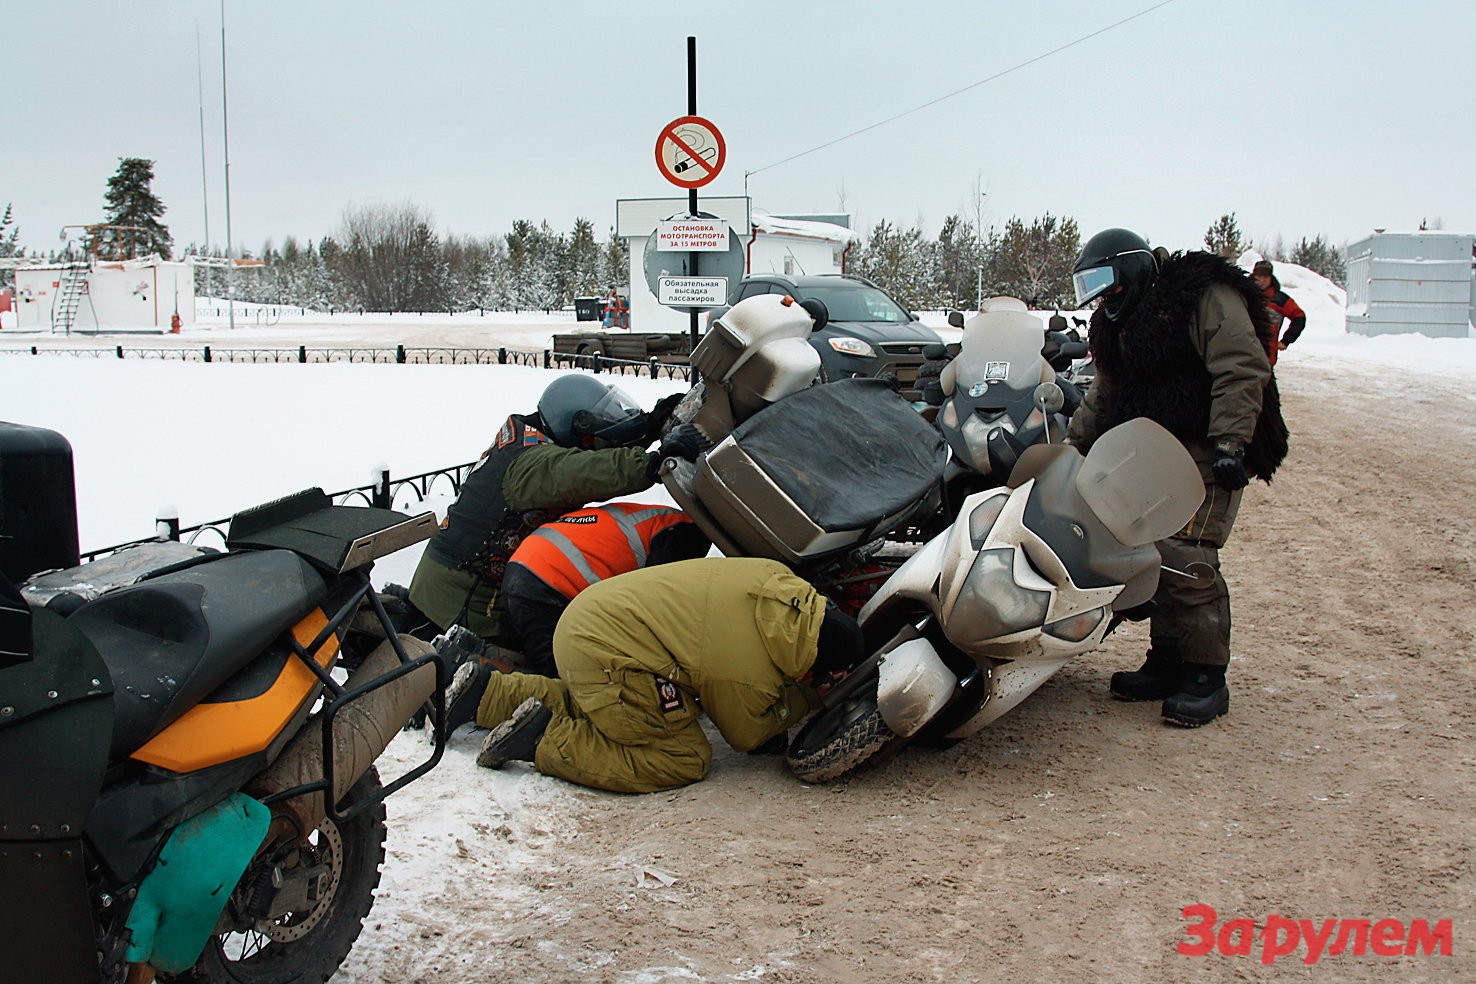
[{"xmin": 471, "ymin": 557, "xmax": 864, "ymax": 794}]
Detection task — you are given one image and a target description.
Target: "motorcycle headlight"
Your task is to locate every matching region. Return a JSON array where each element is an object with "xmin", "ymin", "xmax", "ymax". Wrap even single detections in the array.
[
  {"xmin": 967, "ymin": 493, "xmax": 1008, "ymax": 548},
  {"xmin": 948, "ymin": 548, "xmax": 1051, "ymax": 644},
  {"xmin": 827, "ymin": 336, "xmax": 875, "ymax": 358}
]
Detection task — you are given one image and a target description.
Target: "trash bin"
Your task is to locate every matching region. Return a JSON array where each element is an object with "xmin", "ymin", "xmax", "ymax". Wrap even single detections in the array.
[{"xmin": 574, "ymin": 297, "xmax": 602, "ymax": 322}]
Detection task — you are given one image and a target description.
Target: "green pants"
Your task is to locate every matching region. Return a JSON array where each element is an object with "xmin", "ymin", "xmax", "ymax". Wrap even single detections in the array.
[
  {"xmin": 1150, "ymin": 473, "xmax": 1242, "ymax": 668},
  {"xmin": 476, "ymin": 671, "xmax": 713, "ymax": 794}
]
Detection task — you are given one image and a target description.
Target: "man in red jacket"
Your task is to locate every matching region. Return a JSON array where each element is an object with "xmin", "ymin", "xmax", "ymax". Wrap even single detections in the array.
[{"xmin": 1252, "ymin": 260, "xmax": 1306, "ymax": 366}]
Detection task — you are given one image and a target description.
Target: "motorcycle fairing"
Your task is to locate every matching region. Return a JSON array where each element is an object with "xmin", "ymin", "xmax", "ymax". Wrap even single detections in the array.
[
  {"xmin": 68, "ymin": 549, "xmax": 328, "ymax": 760},
  {"xmin": 130, "ymin": 605, "xmax": 339, "ymax": 772}
]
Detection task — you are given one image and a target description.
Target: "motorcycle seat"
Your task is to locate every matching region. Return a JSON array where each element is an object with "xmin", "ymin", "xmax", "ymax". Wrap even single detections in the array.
[
  {"xmin": 694, "ymin": 378, "xmax": 946, "ymax": 563},
  {"xmin": 67, "ymin": 549, "xmax": 328, "ymax": 761}
]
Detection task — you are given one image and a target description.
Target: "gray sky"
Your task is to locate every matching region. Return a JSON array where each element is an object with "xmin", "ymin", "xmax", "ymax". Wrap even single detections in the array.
[{"xmin": 4, "ymin": 0, "xmax": 1473, "ymax": 257}]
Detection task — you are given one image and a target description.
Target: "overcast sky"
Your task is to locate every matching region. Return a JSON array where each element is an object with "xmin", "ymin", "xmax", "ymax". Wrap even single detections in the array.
[{"xmin": 4, "ymin": 0, "xmax": 1473, "ymax": 258}]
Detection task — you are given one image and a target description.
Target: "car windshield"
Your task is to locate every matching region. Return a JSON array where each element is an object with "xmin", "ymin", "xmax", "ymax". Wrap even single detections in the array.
[{"xmin": 799, "ymin": 284, "xmax": 912, "ymax": 324}]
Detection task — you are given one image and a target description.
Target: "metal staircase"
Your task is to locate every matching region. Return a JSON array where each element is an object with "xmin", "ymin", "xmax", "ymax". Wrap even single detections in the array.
[{"xmin": 51, "ymin": 262, "xmax": 89, "ymax": 334}]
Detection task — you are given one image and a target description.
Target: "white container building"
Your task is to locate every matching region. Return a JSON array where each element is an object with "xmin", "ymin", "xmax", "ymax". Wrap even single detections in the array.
[{"xmin": 1344, "ymin": 232, "xmax": 1474, "ymax": 338}]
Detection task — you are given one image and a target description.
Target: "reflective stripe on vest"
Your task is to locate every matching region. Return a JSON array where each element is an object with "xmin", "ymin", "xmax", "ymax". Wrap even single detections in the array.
[{"xmin": 512, "ymin": 503, "xmax": 690, "ymax": 599}]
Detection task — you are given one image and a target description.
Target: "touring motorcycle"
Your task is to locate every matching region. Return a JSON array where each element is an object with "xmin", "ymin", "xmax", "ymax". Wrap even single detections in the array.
[
  {"xmin": 657, "ymin": 295, "xmax": 1205, "ymax": 782},
  {"xmin": 0, "ymin": 423, "xmax": 451, "ymax": 983},
  {"xmin": 923, "ymin": 299, "xmax": 1091, "ymax": 519}
]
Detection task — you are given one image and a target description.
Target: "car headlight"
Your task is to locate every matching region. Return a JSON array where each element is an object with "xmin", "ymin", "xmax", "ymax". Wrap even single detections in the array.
[{"xmin": 827, "ymin": 336, "xmax": 875, "ymax": 358}]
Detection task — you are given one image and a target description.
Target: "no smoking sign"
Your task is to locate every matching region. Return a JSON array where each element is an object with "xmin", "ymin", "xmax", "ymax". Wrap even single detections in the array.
[{"xmin": 654, "ymin": 115, "xmax": 725, "ymax": 189}]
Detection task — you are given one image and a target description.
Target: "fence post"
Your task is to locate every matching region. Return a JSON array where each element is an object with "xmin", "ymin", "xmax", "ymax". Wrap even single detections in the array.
[
  {"xmin": 116, "ymin": 345, "xmax": 124, "ymax": 359},
  {"xmin": 499, "ymin": 348, "xmax": 507, "ymax": 365},
  {"xmin": 650, "ymin": 357, "xmax": 659, "ymax": 378},
  {"xmin": 372, "ymin": 467, "xmax": 391, "ymax": 510},
  {"xmin": 543, "ymin": 350, "xmax": 551, "ymax": 369},
  {"xmin": 397, "ymin": 344, "xmax": 406, "ymax": 364},
  {"xmin": 593, "ymin": 353, "xmax": 603, "ymax": 374},
  {"xmin": 203, "ymin": 345, "xmax": 212, "ymax": 363},
  {"xmin": 31, "ymin": 346, "xmax": 37, "ymax": 355},
  {"xmin": 299, "ymin": 345, "xmax": 307, "ymax": 364}
]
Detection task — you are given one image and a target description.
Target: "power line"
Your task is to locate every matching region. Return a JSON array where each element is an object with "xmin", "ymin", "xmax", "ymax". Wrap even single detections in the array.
[{"xmin": 745, "ymin": 0, "xmax": 1183, "ymax": 180}]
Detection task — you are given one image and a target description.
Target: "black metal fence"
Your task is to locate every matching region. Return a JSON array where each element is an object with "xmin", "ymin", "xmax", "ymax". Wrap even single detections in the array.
[{"xmin": 3, "ymin": 343, "xmax": 695, "ymax": 380}]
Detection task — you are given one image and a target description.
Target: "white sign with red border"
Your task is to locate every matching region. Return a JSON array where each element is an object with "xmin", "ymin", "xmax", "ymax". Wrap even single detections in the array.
[
  {"xmin": 654, "ymin": 115, "xmax": 726, "ymax": 189},
  {"xmin": 655, "ymin": 217, "xmax": 730, "ymax": 252}
]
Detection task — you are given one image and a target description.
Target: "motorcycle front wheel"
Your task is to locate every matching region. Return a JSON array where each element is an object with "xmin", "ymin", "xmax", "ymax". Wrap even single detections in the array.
[
  {"xmin": 168, "ymin": 767, "xmax": 387, "ymax": 984},
  {"xmin": 787, "ymin": 665, "xmax": 899, "ymax": 783}
]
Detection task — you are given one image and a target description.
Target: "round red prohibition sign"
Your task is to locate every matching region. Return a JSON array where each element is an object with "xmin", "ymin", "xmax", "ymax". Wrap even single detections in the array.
[{"xmin": 654, "ymin": 115, "xmax": 726, "ymax": 189}]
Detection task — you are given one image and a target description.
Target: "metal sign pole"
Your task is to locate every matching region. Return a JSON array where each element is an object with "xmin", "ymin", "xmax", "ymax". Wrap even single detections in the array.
[{"xmin": 687, "ymin": 36, "xmax": 699, "ymax": 356}]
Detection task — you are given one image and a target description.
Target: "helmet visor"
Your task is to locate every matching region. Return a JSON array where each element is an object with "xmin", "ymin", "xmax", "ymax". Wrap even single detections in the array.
[
  {"xmin": 572, "ymin": 384, "xmax": 646, "ymax": 443},
  {"xmin": 1072, "ymin": 265, "xmax": 1117, "ymax": 308}
]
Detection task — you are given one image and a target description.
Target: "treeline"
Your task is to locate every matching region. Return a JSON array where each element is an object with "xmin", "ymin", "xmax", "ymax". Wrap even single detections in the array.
[{"xmin": 186, "ymin": 203, "xmax": 630, "ymax": 313}]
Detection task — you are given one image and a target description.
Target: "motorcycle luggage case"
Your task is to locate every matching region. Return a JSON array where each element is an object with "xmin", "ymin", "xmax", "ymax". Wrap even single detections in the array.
[{"xmin": 693, "ymin": 378, "xmax": 945, "ymax": 564}]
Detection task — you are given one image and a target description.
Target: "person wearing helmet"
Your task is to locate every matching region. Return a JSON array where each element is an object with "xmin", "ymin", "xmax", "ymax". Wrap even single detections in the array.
[
  {"xmin": 465, "ymin": 557, "xmax": 867, "ymax": 794},
  {"xmin": 404, "ymin": 375, "xmax": 706, "ymax": 655},
  {"xmin": 1067, "ymin": 228, "xmax": 1288, "ymax": 727}
]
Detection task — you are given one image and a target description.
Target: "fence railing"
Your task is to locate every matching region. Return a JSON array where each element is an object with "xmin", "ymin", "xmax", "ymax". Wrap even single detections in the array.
[
  {"xmin": 82, "ymin": 460, "xmax": 482, "ymax": 562},
  {"xmin": 4, "ymin": 344, "xmax": 695, "ymax": 380}
]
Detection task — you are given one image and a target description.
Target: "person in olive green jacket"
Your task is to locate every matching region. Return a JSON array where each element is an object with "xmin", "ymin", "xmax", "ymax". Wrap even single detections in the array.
[
  {"xmin": 405, "ymin": 374, "xmax": 700, "ymax": 656},
  {"xmin": 467, "ymin": 557, "xmax": 865, "ymax": 793},
  {"xmin": 1068, "ymin": 228, "xmax": 1288, "ymax": 728}
]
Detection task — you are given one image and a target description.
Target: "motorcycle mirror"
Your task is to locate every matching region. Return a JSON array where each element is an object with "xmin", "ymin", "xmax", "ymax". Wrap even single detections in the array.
[
  {"xmin": 1162, "ymin": 562, "xmax": 1218, "ymax": 589},
  {"xmin": 798, "ymin": 297, "xmax": 829, "ymax": 331},
  {"xmin": 921, "ymin": 342, "xmax": 950, "ymax": 360},
  {"xmin": 1033, "ymin": 381, "xmax": 1065, "ymax": 415},
  {"xmin": 1048, "ymin": 313, "xmax": 1067, "ymax": 332},
  {"xmin": 947, "ymin": 311, "xmax": 965, "ymax": 329}
]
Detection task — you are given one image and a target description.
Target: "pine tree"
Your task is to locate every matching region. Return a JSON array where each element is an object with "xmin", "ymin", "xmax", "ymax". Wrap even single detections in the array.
[
  {"xmin": 1290, "ymin": 235, "xmax": 1347, "ymax": 288},
  {"xmin": 0, "ymin": 203, "xmax": 21, "ymax": 291},
  {"xmin": 567, "ymin": 218, "xmax": 601, "ymax": 299},
  {"xmin": 99, "ymin": 158, "xmax": 173, "ymax": 259},
  {"xmin": 1204, "ymin": 213, "xmax": 1242, "ymax": 260},
  {"xmin": 992, "ymin": 214, "xmax": 1081, "ymax": 309}
]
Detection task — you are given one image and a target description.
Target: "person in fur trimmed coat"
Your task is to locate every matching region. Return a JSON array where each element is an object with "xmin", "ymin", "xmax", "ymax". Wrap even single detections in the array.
[{"xmin": 1067, "ymin": 228, "xmax": 1289, "ymax": 726}]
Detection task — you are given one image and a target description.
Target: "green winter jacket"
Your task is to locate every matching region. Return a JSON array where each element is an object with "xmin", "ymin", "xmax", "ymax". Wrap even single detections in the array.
[
  {"xmin": 553, "ymin": 557, "xmax": 826, "ymax": 753},
  {"xmin": 409, "ymin": 439, "xmax": 654, "ymax": 641}
]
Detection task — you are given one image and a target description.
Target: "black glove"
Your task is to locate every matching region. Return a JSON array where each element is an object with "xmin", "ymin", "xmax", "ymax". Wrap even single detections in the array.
[
  {"xmin": 647, "ymin": 423, "xmax": 708, "ymax": 480},
  {"xmin": 644, "ymin": 393, "xmax": 684, "ymax": 442},
  {"xmin": 1211, "ymin": 447, "xmax": 1249, "ymax": 491}
]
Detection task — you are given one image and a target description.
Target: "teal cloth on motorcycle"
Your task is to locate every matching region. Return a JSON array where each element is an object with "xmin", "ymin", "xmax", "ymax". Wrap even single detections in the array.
[{"xmin": 124, "ymin": 792, "xmax": 271, "ymax": 972}]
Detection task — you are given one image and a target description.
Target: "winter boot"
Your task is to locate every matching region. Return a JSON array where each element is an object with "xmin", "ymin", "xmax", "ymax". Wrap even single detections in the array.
[
  {"xmin": 476, "ymin": 697, "xmax": 552, "ymax": 768},
  {"xmin": 1110, "ymin": 646, "xmax": 1182, "ymax": 702},
  {"xmin": 1162, "ymin": 663, "xmax": 1230, "ymax": 727},
  {"xmin": 439, "ymin": 659, "xmax": 493, "ymax": 735}
]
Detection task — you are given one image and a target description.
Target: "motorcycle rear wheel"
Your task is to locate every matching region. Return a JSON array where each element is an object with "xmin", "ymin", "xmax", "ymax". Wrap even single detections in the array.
[
  {"xmin": 787, "ymin": 668, "xmax": 898, "ymax": 783},
  {"xmin": 167, "ymin": 768, "xmax": 387, "ymax": 984}
]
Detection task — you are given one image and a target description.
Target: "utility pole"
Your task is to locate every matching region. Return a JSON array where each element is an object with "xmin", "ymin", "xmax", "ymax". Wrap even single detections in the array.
[{"xmin": 221, "ymin": 0, "xmax": 236, "ymax": 330}]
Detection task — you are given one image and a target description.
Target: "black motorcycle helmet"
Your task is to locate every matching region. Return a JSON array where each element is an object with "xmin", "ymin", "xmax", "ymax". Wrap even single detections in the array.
[
  {"xmin": 536, "ymin": 375, "xmax": 647, "ymax": 448},
  {"xmin": 1072, "ymin": 227, "xmax": 1159, "ymax": 323}
]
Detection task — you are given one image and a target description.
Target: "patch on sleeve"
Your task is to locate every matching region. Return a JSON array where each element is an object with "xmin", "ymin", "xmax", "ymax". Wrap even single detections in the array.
[
  {"xmin": 654, "ymin": 676, "xmax": 684, "ymax": 714},
  {"xmin": 494, "ymin": 418, "xmax": 519, "ymax": 449},
  {"xmin": 522, "ymin": 423, "xmax": 549, "ymax": 446}
]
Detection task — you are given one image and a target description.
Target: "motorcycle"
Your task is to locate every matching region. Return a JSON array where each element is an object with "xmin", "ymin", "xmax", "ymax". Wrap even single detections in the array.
[
  {"xmin": 0, "ymin": 425, "xmax": 452, "ymax": 984},
  {"xmin": 922, "ymin": 298, "xmax": 1091, "ymax": 529},
  {"xmin": 785, "ymin": 416, "xmax": 1205, "ymax": 782},
  {"xmin": 660, "ymin": 292, "xmax": 948, "ymax": 610}
]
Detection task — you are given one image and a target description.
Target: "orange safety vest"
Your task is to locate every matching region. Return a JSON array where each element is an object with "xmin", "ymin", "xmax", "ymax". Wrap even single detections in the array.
[{"xmin": 509, "ymin": 502, "xmax": 693, "ymax": 600}]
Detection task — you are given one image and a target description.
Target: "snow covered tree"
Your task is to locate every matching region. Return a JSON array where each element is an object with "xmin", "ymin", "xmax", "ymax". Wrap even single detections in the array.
[
  {"xmin": 326, "ymin": 202, "xmax": 444, "ymax": 311},
  {"xmin": 0, "ymin": 203, "xmax": 21, "ymax": 291},
  {"xmin": 1203, "ymin": 213, "xmax": 1242, "ymax": 260},
  {"xmin": 600, "ymin": 228, "xmax": 629, "ymax": 297},
  {"xmin": 933, "ymin": 213, "xmax": 986, "ymax": 311},
  {"xmin": 99, "ymin": 157, "xmax": 173, "ymax": 259},
  {"xmin": 852, "ymin": 220, "xmax": 931, "ymax": 309},
  {"xmin": 1290, "ymin": 234, "xmax": 1347, "ymax": 288},
  {"xmin": 992, "ymin": 213, "xmax": 1080, "ymax": 310},
  {"xmin": 566, "ymin": 218, "xmax": 601, "ymax": 299}
]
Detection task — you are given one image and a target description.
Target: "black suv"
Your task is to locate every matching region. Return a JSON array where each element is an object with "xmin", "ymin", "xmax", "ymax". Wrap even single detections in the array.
[{"xmin": 707, "ymin": 274, "xmax": 943, "ymax": 400}]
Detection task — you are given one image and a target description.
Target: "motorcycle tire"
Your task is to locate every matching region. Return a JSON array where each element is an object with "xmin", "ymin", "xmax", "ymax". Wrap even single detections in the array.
[
  {"xmin": 787, "ymin": 669, "xmax": 898, "ymax": 783},
  {"xmin": 165, "ymin": 767, "xmax": 388, "ymax": 984}
]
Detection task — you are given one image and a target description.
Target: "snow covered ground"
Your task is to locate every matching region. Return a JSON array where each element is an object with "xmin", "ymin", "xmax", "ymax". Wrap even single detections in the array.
[{"xmin": 0, "ymin": 257, "xmax": 1473, "ymax": 981}]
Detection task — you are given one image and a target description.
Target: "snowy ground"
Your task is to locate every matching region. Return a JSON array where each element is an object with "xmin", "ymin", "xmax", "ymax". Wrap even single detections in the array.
[{"xmin": 2, "ymin": 262, "xmax": 1473, "ymax": 982}]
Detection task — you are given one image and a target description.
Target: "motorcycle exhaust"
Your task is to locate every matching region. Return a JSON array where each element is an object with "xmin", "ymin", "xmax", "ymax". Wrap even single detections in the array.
[{"xmin": 247, "ymin": 635, "xmax": 436, "ymax": 837}]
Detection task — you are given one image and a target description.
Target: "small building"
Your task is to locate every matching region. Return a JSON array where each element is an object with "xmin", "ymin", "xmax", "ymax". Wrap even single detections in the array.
[
  {"xmin": 11, "ymin": 256, "xmax": 196, "ymax": 333},
  {"xmin": 1344, "ymin": 231, "xmax": 1474, "ymax": 338},
  {"xmin": 614, "ymin": 196, "xmax": 859, "ymax": 333}
]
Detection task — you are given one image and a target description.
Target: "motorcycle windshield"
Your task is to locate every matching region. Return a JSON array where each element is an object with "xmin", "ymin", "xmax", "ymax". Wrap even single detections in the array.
[{"xmin": 954, "ymin": 312, "xmax": 1048, "ymax": 409}]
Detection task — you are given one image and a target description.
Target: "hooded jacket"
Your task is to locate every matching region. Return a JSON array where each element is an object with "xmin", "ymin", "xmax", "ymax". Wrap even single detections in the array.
[{"xmin": 1067, "ymin": 251, "xmax": 1288, "ymax": 482}]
